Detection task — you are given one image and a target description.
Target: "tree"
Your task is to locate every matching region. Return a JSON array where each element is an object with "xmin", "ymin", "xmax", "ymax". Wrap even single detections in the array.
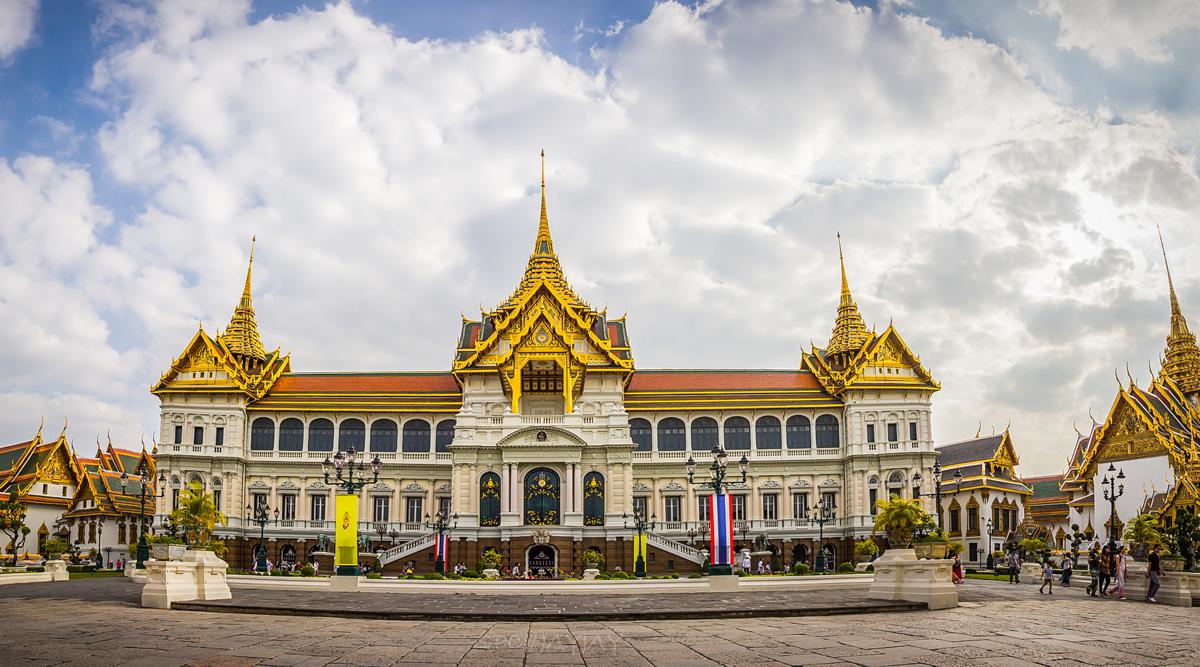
[
  {"xmin": 0, "ymin": 492, "xmax": 30, "ymax": 566},
  {"xmin": 168, "ymin": 482, "xmax": 227, "ymax": 548},
  {"xmin": 872, "ymin": 495, "xmax": 931, "ymax": 548},
  {"xmin": 1168, "ymin": 507, "xmax": 1200, "ymax": 572}
]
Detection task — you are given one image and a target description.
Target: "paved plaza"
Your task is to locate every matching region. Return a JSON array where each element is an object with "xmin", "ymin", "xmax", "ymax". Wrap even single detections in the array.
[{"xmin": 1, "ymin": 577, "xmax": 1198, "ymax": 666}]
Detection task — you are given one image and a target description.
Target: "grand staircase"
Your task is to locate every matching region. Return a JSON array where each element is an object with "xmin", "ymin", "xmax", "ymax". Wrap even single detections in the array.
[
  {"xmin": 376, "ymin": 533, "xmax": 436, "ymax": 566},
  {"xmin": 647, "ymin": 532, "xmax": 707, "ymax": 565}
]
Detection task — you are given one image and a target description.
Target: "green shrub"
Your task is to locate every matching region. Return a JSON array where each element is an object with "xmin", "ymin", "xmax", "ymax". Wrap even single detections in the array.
[
  {"xmin": 421, "ymin": 572, "xmax": 445, "ymax": 580},
  {"xmin": 865, "ymin": 564, "xmax": 874, "ymax": 572},
  {"xmin": 792, "ymin": 563, "xmax": 811, "ymax": 576},
  {"xmin": 687, "ymin": 573, "xmax": 702, "ymax": 579},
  {"xmin": 462, "ymin": 570, "xmax": 479, "ymax": 579},
  {"xmin": 26, "ymin": 566, "xmax": 45, "ymax": 572},
  {"xmin": 270, "ymin": 569, "xmax": 286, "ymax": 576},
  {"xmin": 366, "ymin": 572, "xmax": 382, "ymax": 579},
  {"xmin": 837, "ymin": 562, "xmax": 854, "ymax": 573},
  {"xmin": 446, "ymin": 572, "xmax": 462, "ymax": 580},
  {"xmin": 609, "ymin": 570, "xmax": 631, "ymax": 579},
  {"xmin": 478, "ymin": 547, "xmax": 503, "ymax": 569},
  {"xmin": 670, "ymin": 572, "xmax": 680, "ymax": 579},
  {"xmin": 595, "ymin": 573, "xmax": 611, "ymax": 580},
  {"xmin": 300, "ymin": 565, "xmax": 315, "ymax": 577},
  {"xmin": 66, "ymin": 565, "xmax": 95, "ymax": 573},
  {"xmin": 734, "ymin": 570, "xmax": 745, "ymax": 577}
]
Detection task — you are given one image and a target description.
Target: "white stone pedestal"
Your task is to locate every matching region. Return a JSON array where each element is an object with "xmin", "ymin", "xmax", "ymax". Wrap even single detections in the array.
[
  {"xmin": 329, "ymin": 575, "xmax": 361, "ymax": 591},
  {"xmin": 1121, "ymin": 562, "xmax": 1194, "ymax": 605},
  {"xmin": 869, "ymin": 549, "xmax": 957, "ymax": 610},
  {"xmin": 123, "ymin": 561, "xmax": 136, "ymax": 578},
  {"xmin": 183, "ymin": 549, "xmax": 231, "ymax": 601},
  {"xmin": 45, "ymin": 560, "xmax": 69, "ymax": 582},
  {"xmin": 583, "ymin": 568, "xmax": 600, "ymax": 581},
  {"xmin": 708, "ymin": 574, "xmax": 739, "ymax": 592},
  {"xmin": 1019, "ymin": 562, "xmax": 1043, "ymax": 584},
  {"xmin": 141, "ymin": 560, "xmax": 200, "ymax": 609}
]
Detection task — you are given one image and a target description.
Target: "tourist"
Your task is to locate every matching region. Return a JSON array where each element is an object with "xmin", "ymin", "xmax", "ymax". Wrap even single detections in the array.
[
  {"xmin": 1146, "ymin": 544, "xmax": 1163, "ymax": 603},
  {"xmin": 1086, "ymin": 543, "xmax": 1100, "ymax": 597},
  {"xmin": 1006, "ymin": 551, "xmax": 1020, "ymax": 584},
  {"xmin": 512, "ymin": 563, "xmax": 521, "ymax": 578},
  {"xmin": 756, "ymin": 559, "xmax": 765, "ymax": 574},
  {"xmin": 1059, "ymin": 554, "xmax": 1072, "ymax": 587},
  {"xmin": 951, "ymin": 553, "xmax": 964, "ymax": 584},
  {"xmin": 742, "ymin": 551, "xmax": 751, "ymax": 573},
  {"xmin": 1038, "ymin": 559, "xmax": 1054, "ymax": 595},
  {"xmin": 1098, "ymin": 545, "xmax": 1111, "ymax": 596},
  {"xmin": 1113, "ymin": 546, "xmax": 1127, "ymax": 600}
]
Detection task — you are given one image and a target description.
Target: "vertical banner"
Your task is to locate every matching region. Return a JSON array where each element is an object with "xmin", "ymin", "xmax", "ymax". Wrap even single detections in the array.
[
  {"xmin": 633, "ymin": 532, "xmax": 647, "ymax": 565},
  {"xmin": 708, "ymin": 493, "xmax": 734, "ymax": 566},
  {"xmin": 434, "ymin": 533, "xmax": 450, "ymax": 562},
  {"xmin": 335, "ymin": 494, "xmax": 358, "ymax": 569}
]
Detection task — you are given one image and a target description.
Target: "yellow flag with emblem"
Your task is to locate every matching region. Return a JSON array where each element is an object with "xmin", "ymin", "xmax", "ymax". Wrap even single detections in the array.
[{"xmin": 335, "ymin": 494, "xmax": 358, "ymax": 569}]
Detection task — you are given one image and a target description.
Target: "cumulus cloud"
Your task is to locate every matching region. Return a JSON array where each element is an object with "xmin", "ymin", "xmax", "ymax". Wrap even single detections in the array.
[
  {"xmin": 0, "ymin": 0, "xmax": 38, "ymax": 62},
  {"xmin": 2, "ymin": 0, "xmax": 1199, "ymax": 475},
  {"xmin": 1038, "ymin": 0, "xmax": 1200, "ymax": 67}
]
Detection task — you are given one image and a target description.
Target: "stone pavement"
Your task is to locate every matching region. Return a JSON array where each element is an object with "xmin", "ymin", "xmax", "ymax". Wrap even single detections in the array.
[{"xmin": 1, "ymin": 577, "xmax": 1198, "ymax": 666}]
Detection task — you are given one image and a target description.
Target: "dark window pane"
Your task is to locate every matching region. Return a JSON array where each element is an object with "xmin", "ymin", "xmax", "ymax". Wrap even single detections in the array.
[
  {"xmin": 691, "ymin": 417, "xmax": 718, "ymax": 450},
  {"xmin": 369, "ymin": 419, "xmax": 397, "ymax": 452},
  {"xmin": 402, "ymin": 419, "xmax": 431, "ymax": 453},
  {"xmin": 279, "ymin": 418, "xmax": 304, "ymax": 451},
  {"xmin": 724, "ymin": 417, "xmax": 750, "ymax": 450},
  {"xmin": 657, "ymin": 418, "xmax": 685, "ymax": 451},
  {"xmin": 250, "ymin": 418, "xmax": 274, "ymax": 451},
  {"xmin": 785, "ymin": 416, "xmax": 811, "ymax": 449},
  {"xmin": 479, "ymin": 472, "xmax": 501, "ymax": 526},
  {"xmin": 339, "ymin": 418, "xmax": 365, "ymax": 452},
  {"xmin": 435, "ymin": 420, "xmax": 456, "ymax": 452},
  {"xmin": 755, "ymin": 416, "xmax": 781, "ymax": 449},
  {"xmin": 308, "ymin": 418, "xmax": 334, "ymax": 452},
  {"xmin": 630, "ymin": 418, "xmax": 651, "ymax": 452},
  {"xmin": 815, "ymin": 415, "xmax": 840, "ymax": 448},
  {"xmin": 583, "ymin": 472, "xmax": 605, "ymax": 526}
]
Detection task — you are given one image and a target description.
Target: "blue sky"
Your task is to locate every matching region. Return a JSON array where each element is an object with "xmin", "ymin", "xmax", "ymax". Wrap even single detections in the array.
[{"xmin": 1, "ymin": 0, "xmax": 1199, "ymax": 475}]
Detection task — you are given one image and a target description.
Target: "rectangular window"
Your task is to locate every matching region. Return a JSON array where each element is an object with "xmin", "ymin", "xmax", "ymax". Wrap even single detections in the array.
[
  {"xmin": 172, "ymin": 489, "xmax": 180, "ymax": 511},
  {"xmin": 967, "ymin": 508, "xmax": 978, "ymax": 532},
  {"xmin": 732, "ymin": 495, "xmax": 746, "ymax": 521},
  {"xmin": 969, "ymin": 542, "xmax": 979, "ymax": 563},
  {"xmin": 212, "ymin": 490, "xmax": 221, "ymax": 512},
  {"xmin": 281, "ymin": 495, "xmax": 296, "ymax": 521},
  {"xmin": 173, "ymin": 425, "xmax": 182, "ymax": 444},
  {"xmin": 215, "ymin": 427, "xmax": 224, "ymax": 446},
  {"xmin": 664, "ymin": 496, "xmax": 681, "ymax": 522},
  {"xmin": 761, "ymin": 494, "xmax": 777, "ymax": 521},
  {"xmin": 792, "ymin": 492, "xmax": 809, "ymax": 519},
  {"xmin": 42, "ymin": 483, "xmax": 48, "ymax": 495},
  {"xmin": 310, "ymin": 495, "xmax": 327, "ymax": 522},
  {"xmin": 252, "ymin": 493, "xmax": 266, "ymax": 510},
  {"xmin": 405, "ymin": 497, "xmax": 423, "ymax": 523},
  {"xmin": 912, "ymin": 485, "xmax": 921, "ymax": 500},
  {"xmin": 697, "ymin": 496, "xmax": 709, "ymax": 523},
  {"xmin": 373, "ymin": 496, "xmax": 390, "ymax": 523},
  {"xmin": 632, "ymin": 496, "xmax": 648, "ymax": 518},
  {"xmin": 438, "ymin": 496, "xmax": 451, "ymax": 518},
  {"xmin": 949, "ymin": 508, "xmax": 961, "ymax": 533},
  {"xmin": 909, "ymin": 422, "xmax": 918, "ymax": 442},
  {"xmin": 193, "ymin": 426, "xmax": 203, "ymax": 445},
  {"xmin": 887, "ymin": 423, "xmax": 898, "ymax": 442},
  {"xmin": 821, "ymin": 491, "xmax": 837, "ymax": 510},
  {"xmin": 866, "ymin": 424, "xmax": 875, "ymax": 443},
  {"xmin": 869, "ymin": 488, "xmax": 878, "ymax": 515}
]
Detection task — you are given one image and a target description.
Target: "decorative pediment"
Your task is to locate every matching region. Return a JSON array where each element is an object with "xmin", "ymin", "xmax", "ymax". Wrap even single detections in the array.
[
  {"xmin": 790, "ymin": 479, "xmax": 812, "ymax": 489},
  {"xmin": 819, "ymin": 478, "xmax": 840, "ymax": 488},
  {"xmin": 632, "ymin": 482, "xmax": 652, "ymax": 492},
  {"xmin": 370, "ymin": 482, "xmax": 393, "ymax": 492},
  {"xmin": 662, "ymin": 481, "xmax": 685, "ymax": 492},
  {"xmin": 248, "ymin": 480, "xmax": 271, "ymax": 489},
  {"xmin": 436, "ymin": 483, "xmax": 452, "ymax": 493},
  {"xmin": 760, "ymin": 480, "xmax": 782, "ymax": 489},
  {"xmin": 726, "ymin": 481, "xmax": 749, "ymax": 490},
  {"xmin": 306, "ymin": 482, "xmax": 329, "ymax": 491},
  {"xmin": 402, "ymin": 482, "xmax": 425, "ymax": 493},
  {"xmin": 278, "ymin": 480, "xmax": 299, "ymax": 490}
]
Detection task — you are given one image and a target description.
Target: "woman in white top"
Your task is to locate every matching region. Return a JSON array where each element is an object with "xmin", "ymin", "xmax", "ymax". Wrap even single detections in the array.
[{"xmin": 1114, "ymin": 546, "xmax": 1128, "ymax": 600}]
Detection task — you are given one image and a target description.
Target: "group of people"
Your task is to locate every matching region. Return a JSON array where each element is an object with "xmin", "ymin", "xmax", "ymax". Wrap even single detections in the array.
[{"xmin": 1015, "ymin": 542, "xmax": 1166, "ymax": 603}]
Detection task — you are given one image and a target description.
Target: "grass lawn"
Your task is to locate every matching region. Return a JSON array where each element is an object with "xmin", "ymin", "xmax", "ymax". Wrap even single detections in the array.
[
  {"xmin": 965, "ymin": 572, "xmax": 1010, "ymax": 581},
  {"xmin": 69, "ymin": 570, "xmax": 124, "ymax": 579}
]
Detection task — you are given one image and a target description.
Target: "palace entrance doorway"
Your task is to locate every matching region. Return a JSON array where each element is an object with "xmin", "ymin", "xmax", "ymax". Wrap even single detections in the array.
[{"xmin": 526, "ymin": 544, "xmax": 558, "ymax": 577}]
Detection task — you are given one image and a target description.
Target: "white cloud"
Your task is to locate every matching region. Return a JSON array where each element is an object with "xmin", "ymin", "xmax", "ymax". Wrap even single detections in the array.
[
  {"xmin": 0, "ymin": 0, "xmax": 38, "ymax": 62},
  {"xmin": 1038, "ymin": 0, "xmax": 1200, "ymax": 68},
  {"xmin": 2, "ymin": 0, "xmax": 1199, "ymax": 476}
]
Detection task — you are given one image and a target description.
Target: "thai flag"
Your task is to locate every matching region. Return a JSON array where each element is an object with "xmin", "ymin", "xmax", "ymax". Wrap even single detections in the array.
[
  {"xmin": 709, "ymin": 493, "xmax": 734, "ymax": 566},
  {"xmin": 435, "ymin": 534, "xmax": 450, "ymax": 562}
]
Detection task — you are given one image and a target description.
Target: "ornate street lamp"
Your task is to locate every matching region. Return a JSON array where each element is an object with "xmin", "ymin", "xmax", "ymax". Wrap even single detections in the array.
[
  {"xmin": 388, "ymin": 529, "xmax": 399, "ymax": 544},
  {"xmin": 322, "ymin": 447, "xmax": 382, "ymax": 576},
  {"xmin": 810, "ymin": 497, "xmax": 837, "ymax": 573},
  {"xmin": 1102, "ymin": 463, "xmax": 1125, "ymax": 552},
  {"xmin": 424, "ymin": 505, "xmax": 458, "ymax": 574},
  {"xmin": 245, "ymin": 503, "xmax": 279, "ymax": 572},
  {"xmin": 622, "ymin": 507, "xmax": 656, "ymax": 577},
  {"xmin": 913, "ymin": 462, "xmax": 962, "ymax": 530},
  {"xmin": 120, "ymin": 461, "xmax": 167, "ymax": 569},
  {"xmin": 685, "ymin": 445, "xmax": 748, "ymax": 576},
  {"xmin": 375, "ymin": 522, "xmax": 387, "ymax": 552},
  {"xmin": 95, "ymin": 521, "xmax": 103, "ymax": 568}
]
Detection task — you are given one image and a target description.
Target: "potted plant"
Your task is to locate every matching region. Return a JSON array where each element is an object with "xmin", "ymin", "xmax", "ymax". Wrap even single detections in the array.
[
  {"xmin": 479, "ymin": 547, "xmax": 503, "ymax": 580},
  {"xmin": 581, "ymin": 547, "xmax": 605, "ymax": 580},
  {"xmin": 1167, "ymin": 507, "xmax": 1200, "ymax": 572},
  {"xmin": 853, "ymin": 538, "xmax": 879, "ymax": 563},
  {"xmin": 41, "ymin": 537, "xmax": 70, "ymax": 561},
  {"xmin": 169, "ymin": 482, "xmax": 227, "ymax": 552},
  {"xmin": 1123, "ymin": 512, "xmax": 1166, "ymax": 561},
  {"xmin": 913, "ymin": 525, "xmax": 950, "ymax": 560},
  {"xmin": 872, "ymin": 495, "xmax": 931, "ymax": 551},
  {"xmin": 147, "ymin": 534, "xmax": 187, "ymax": 560},
  {"xmin": 1017, "ymin": 537, "xmax": 1049, "ymax": 562}
]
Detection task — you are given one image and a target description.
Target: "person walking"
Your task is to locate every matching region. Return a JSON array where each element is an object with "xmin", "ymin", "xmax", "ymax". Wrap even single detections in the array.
[
  {"xmin": 951, "ymin": 552, "xmax": 964, "ymax": 584},
  {"xmin": 1060, "ymin": 554, "xmax": 1072, "ymax": 587},
  {"xmin": 1113, "ymin": 546, "xmax": 1127, "ymax": 600},
  {"xmin": 1038, "ymin": 559, "xmax": 1054, "ymax": 595},
  {"xmin": 1086, "ymin": 543, "xmax": 1100, "ymax": 597},
  {"xmin": 1006, "ymin": 550, "xmax": 1021, "ymax": 584},
  {"xmin": 1098, "ymin": 545, "xmax": 1111, "ymax": 596},
  {"xmin": 1146, "ymin": 544, "xmax": 1163, "ymax": 603}
]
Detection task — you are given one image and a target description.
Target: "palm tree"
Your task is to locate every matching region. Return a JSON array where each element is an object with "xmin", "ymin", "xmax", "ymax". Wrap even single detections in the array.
[
  {"xmin": 872, "ymin": 495, "xmax": 931, "ymax": 549},
  {"xmin": 168, "ymin": 482, "xmax": 227, "ymax": 547}
]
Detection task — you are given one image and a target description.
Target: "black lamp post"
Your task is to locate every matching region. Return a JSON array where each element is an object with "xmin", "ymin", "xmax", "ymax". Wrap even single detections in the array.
[
  {"xmin": 622, "ymin": 506, "xmax": 656, "ymax": 577},
  {"xmin": 322, "ymin": 447, "xmax": 382, "ymax": 576},
  {"xmin": 245, "ymin": 502, "xmax": 279, "ymax": 572},
  {"xmin": 424, "ymin": 505, "xmax": 458, "ymax": 574},
  {"xmin": 913, "ymin": 462, "xmax": 961, "ymax": 530},
  {"xmin": 810, "ymin": 497, "xmax": 836, "ymax": 573},
  {"xmin": 1102, "ymin": 463, "xmax": 1125, "ymax": 551},
  {"xmin": 95, "ymin": 521, "xmax": 103, "ymax": 568},
  {"xmin": 120, "ymin": 462, "xmax": 166, "ymax": 569},
  {"xmin": 388, "ymin": 529, "xmax": 399, "ymax": 544},
  {"xmin": 685, "ymin": 445, "xmax": 748, "ymax": 576}
]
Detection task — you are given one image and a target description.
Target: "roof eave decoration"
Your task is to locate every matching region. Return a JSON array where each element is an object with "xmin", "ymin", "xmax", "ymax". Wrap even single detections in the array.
[
  {"xmin": 153, "ymin": 326, "xmax": 290, "ymax": 400},
  {"xmin": 804, "ymin": 325, "xmax": 938, "ymax": 396}
]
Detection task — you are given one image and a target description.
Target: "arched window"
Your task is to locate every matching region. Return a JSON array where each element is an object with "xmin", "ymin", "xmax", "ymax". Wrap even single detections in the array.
[
  {"xmin": 755, "ymin": 416, "xmax": 782, "ymax": 449},
  {"xmin": 369, "ymin": 419, "xmax": 397, "ymax": 452},
  {"xmin": 583, "ymin": 472, "xmax": 605, "ymax": 526},
  {"xmin": 402, "ymin": 419, "xmax": 431, "ymax": 453},
  {"xmin": 338, "ymin": 419, "xmax": 365, "ymax": 452},
  {"xmin": 724, "ymin": 417, "xmax": 750, "ymax": 450},
  {"xmin": 815, "ymin": 415, "xmax": 840, "ymax": 448},
  {"xmin": 479, "ymin": 472, "xmax": 501, "ymax": 526},
  {"xmin": 435, "ymin": 420, "xmax": 456, "ymax": 452},
  {"xmin": 691, "ymin": 417, "xmax": 718, "ymax": 450},
  {"xmin": 657, "ymin": 418, "xmax": 686, "ymax": 451},
  {"xmin": 523, "ymin": 468, "xmax": 560, "ymax": 525},
  {"xmin": 279, "ymin": 418, "xmax": 304, "ymax": 451},
  {"xmin": 308, "ymin": 418, "xmax": 334, "ymax": 452},
  {"xmin": 250, "ymin": 418, "xmax": 274, "ymax": 451},
  {"xmin": 786, "ymin": 416, "xmax": 811, "ymax": 449},
  {"xmin": 630, "ymin": 418, "xmax": 651, "ymax": 452}
]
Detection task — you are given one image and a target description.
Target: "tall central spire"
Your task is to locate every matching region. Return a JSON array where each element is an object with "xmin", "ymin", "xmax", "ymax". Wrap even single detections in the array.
[
  {"xmin": 827, "ymin": 233, "xmax": 871, "ymax": 359},
  {"xmin": 219, "ymin": 236, "xmax": 266, "ymax": 364},
  {"xmin": 1158, "ymin": 226, "xmax": 1200, "ymax": 394},
  {"xmin": 535, "ymin": 149, "xmax": 554, "ymax": 256}
]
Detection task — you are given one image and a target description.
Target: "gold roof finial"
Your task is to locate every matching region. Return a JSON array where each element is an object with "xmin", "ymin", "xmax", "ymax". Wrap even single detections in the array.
[
  {"xmin": 1157, "ymin": 225, "xmax": 1200, "ymax": 394},
  {"xmin": 534, "ymin": 150, "xmax": 554, "ymax": 257},
  {"xmin": 827, "ymin": 233, "xmax": 871, "ymax": 357},
  {"xmin": 218, "ymin": 236, "xmax": 266, "ymax": 362}
]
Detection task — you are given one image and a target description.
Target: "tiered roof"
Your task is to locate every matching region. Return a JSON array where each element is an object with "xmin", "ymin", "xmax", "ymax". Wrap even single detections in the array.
[
  {"xmin": 0, "ymin": 425, "xmax": 78, "ymax": 507},
  {"xmin": 1024, "ymin": 473, "xmax": 1070, "ymax": 524},
  {"xmin": 935, "ymin": 430, "xmax": 1032, "ymax": 496}
]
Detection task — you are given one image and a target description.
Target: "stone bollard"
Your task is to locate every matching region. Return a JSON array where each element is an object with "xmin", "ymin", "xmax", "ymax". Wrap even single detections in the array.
[
  {"xmin": 124, "ymin": 560, "xmax": 136, "ymax": 578},
  {"xmin": 141, "ymin": 559, "xmax": 200, "ymax": 609},
  {"xmin": 183, "ymin": 550, "xmax": 231, "ymax": 601},
  {"xmin": 868, "ymin": 548, "xmax": 957, "ymax": 610},
  {"xmin": 1019, "ymin": 561, "xmax": 1043, "ymax": 584},
  {"xmin": 45, "ymin": 560, "xmax": 69, "ymax": 582}
]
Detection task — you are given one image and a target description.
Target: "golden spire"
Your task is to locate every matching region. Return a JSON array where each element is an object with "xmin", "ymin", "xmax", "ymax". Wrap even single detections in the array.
[
  {"xmin": 1158, "ymin": 226, "xmax": 1200, "ymax": 393},
  {"xmin": 827, "ymin": 233, "xmax": 871, "ymax": 358},
  {"xmin": 218, "ymin": 236, "xmax": 266, "ymax": 363},
  {"xmin": 535, "ymin": 149, "xmax": 554, "ymax": 256}
]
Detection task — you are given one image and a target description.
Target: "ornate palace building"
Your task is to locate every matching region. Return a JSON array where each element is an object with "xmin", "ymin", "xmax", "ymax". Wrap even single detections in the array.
[{"xmin": 151, "ymin": 159, "xmax": 941, "ymax": 573}]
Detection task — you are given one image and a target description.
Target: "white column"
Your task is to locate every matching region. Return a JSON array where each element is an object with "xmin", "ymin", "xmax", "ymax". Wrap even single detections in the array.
[
  {"xmin": 502, "ymin": 464, "xmax": 512, "ymax": 513},
  {"xmin": 574, "ymin": 464, "xmax": 583, "ymax": 514}
]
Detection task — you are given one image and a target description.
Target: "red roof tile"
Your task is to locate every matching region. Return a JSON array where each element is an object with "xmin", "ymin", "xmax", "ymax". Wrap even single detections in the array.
[
  {"xmin": 628, "ymin": 370, "xmax": 822, "ymax": 392},
  {"xmin": 269, "ymin": 373, "xmax": 461, "ymax": 394}
]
